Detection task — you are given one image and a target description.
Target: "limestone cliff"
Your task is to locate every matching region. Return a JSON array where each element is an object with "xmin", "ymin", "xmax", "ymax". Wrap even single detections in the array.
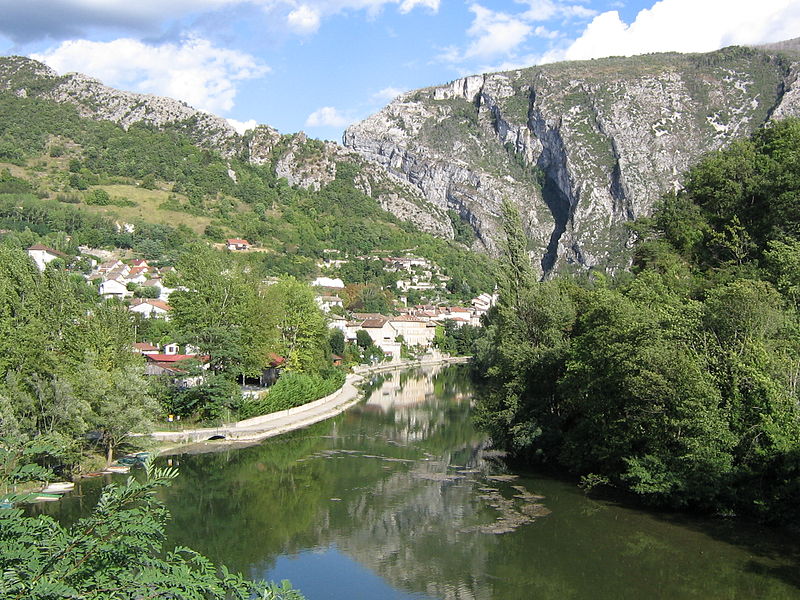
[{"xmin": 344, "ymin": 44, "xmax": 800, "ymax": 274}]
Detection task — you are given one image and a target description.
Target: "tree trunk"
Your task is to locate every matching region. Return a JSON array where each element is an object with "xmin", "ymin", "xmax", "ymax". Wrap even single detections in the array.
[{"xmin": 106, "ymin": 440, "xmax": 114, "ymax": 466}]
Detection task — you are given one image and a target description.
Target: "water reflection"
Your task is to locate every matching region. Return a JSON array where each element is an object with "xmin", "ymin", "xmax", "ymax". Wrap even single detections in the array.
[{"xmin": 38, "ymin": 365, "xmax": 800, "ymax": 600}]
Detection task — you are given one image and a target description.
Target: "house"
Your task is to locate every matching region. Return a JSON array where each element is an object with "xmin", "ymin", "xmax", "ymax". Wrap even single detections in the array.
[
  {"xmin": 328, "ymin": 315, "xmax": 348, "ymax": 335},
  {"xmin": 97, "ymin": 259, "xmax": 124, "ymax": 273},
  {"xmin": 133, "ymin": 342, "xmax": 159, "ymax": 355},
  {"xmin": 126, "ymin": 266, "xmax": 150, "ymax": 285},
  {"xmin": 129, "ymin": 298, "xmax": 172, "ymax": 319},
  {"xmin": 471, "ymin": 292, "xmax": 497, "ymax": 325},
  {"xmin": 104, "ymin": 264, "xmax": 131, "ymax": 279},
  {"xmin": 26, "ymin": 244, "xmax": 67, "ymax": 272},
  {"xmin": 144, "ymin": 353, "xmax": 209, "ymax": 366},
  {"xmin": 316, "ymin": 295, "xmax": 343, "ymax": 313},
  {"xmin": 360, "ymin": 318, "xmax": 402, "ymax": 357},
  {"xmin": 143, "ymin": 353, "xmax": 210, "ymax": 388},
  {"xmin": 99, "ymin": 279, "xmax": 130, "ymax": 299},
  {"xmin": 226, "ymin": 238, "xmax": 250, "ymax": 251},
  {"xmin": 389, "ymin": 315, "xmax": 437, "ymax": 347},
  {"xmin": 129, "ymin": 259, "xmax": 149, "ymax": 268}
]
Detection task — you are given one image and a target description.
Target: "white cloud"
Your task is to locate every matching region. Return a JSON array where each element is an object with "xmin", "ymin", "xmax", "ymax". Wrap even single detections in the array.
[
  {"xmin": 518, "ymin": 0, "xmax": 559, "ymax": 21},
  {"xmin": 464, "ymin": 4, "xmax": 532, "ymax": 60},
  {"xmin": 533, "ymin": 25, "xmax": 560, "ymax": 40},
  {"xmin": 441, "ymin": 1, "xmax": 593, "ymax": 65},
  {"xmin": 549, "ymin": 0, "xmax": 800, "ymax": 63},
  {"xmin": 372, "ymin": 86, "xmax": 406, "ymax": 102},
  {"xmin": 287, "ymin": 4, "xmax": 321, "ymax": 34},
  {"xmin": 260, "ymin": 0, "xmax": 440, "ymax": 34},
  {"xmin": 0, "ymin": 0, "xmax": 440, "ymax": 44},
  {"xmin": 227, "ymin": 118, "xmax": 258, "ymax": 134},
  {"xmin": 305, "ymin": 106, "xmax": 351, "ymax": 128},
  {"xmin": 518, "ymin": 0, "xmax": 597, "ymax": 22},
  {"xmin": 31, "ymin": 36, "xmax": 268, "ymax": 114},
  {"xmin": 398, "ymin": 0, "xmax": 439, "ymax": 13}
]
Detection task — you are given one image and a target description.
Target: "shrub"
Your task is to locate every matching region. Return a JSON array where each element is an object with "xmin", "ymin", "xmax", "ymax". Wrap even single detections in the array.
[{"xmin": 239, "ymin": 370, "xmax": 345, "ymax": 419}]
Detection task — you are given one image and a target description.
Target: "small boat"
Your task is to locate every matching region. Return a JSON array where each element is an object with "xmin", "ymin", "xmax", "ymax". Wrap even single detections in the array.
[
  {"xmin": 42, "ymin": 482, "xmax": 75, "ymax": 492},
  {"xmin": 83, "ymin": 472, "xmax": 104, "ymax": 478},
  {"xmin": 0, "ymin": 500, "xmax": 13, "ymax": 509},
  {"xmin": 134, "ymin": 452, "xmax": 152, "ymax": 462},
  {"xmin": 32, "ymin": 493, "xmax": 61, "ymax": 502},
  {"xmin": 104, "ymin": 465, "xmax": 130, "ymax": 474},
  {"xmin": 117, "ymin": 456, "xmax": 138, "ymax": 466}
]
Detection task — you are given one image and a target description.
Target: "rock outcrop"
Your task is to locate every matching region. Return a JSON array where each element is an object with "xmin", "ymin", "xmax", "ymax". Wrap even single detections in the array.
[
  {"xmin": 0, "ymin": 55, "xmax": 453, "ymax": 240},
  {"xmin": 345, "ymin": 44, "xmax": 800, "ymax": 274}
]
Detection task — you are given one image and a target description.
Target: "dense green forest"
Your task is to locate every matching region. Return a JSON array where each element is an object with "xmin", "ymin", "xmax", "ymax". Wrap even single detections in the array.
[
  {"xmin": 474, "ymin": 118, "xmax": 800, "ymax": 524},
  {"xmin": 0, "ymin": 237, "xmax": 346, "ymax": 470},
  {"xmin": 0, "ymin": 92, "xmax": 495, "ymax": 302}
]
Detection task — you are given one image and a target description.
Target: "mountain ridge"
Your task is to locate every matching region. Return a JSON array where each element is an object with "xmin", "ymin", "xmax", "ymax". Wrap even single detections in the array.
[
  {"xmin": 344, "ymin": 44, "xmax": 800, "ymax": 274},
  {"xmin": 0, "ymin": 55, "xmax": 454, "ymax": 240},
  {"xmin": 4, "ymin": 43, "xmax": 800, "ymax": 275}
]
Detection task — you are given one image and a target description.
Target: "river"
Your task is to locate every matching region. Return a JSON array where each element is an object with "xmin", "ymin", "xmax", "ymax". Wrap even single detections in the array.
[{"xmin": 37, "ymin": 364, "xmax": 800, "ymax": 599}]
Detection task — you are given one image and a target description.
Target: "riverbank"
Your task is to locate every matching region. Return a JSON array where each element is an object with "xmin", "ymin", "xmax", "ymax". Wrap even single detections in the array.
[{"xmin": 149, "ymin": 355, "xmax": 470, "ymax": 454}]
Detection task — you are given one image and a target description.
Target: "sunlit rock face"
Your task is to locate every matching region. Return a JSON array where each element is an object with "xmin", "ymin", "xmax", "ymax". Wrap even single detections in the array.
[{"xmin": 345, "ymin": 44, "xmax": 800, "ymax": 275}]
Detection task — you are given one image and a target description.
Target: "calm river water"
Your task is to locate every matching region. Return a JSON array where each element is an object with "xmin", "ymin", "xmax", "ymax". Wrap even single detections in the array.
[{"xmin": 39, "ymin": 365, "xmax": 800, "ymax": 599}]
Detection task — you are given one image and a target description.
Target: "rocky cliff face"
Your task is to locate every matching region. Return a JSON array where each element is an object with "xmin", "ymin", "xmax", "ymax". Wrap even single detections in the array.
[
  {"xmin": 0, "ymin": 55, "xmax": 241, "ymax": 155},
  {"xmin": 5, "ymin": 43, "xmax": 800, "ymax": 273},
  {"xmin": 344, "ymin": 44, "xmax": 800, "ymax": 274},
  {"xmin": 0, "ymin": 55, "xmax": 452, "ymax": 240}
]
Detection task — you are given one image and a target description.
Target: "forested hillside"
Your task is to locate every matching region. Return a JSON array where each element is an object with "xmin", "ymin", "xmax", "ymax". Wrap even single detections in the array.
[
  {"xmin": 0, "ymin": 90, "xmax": 495, "ymax": 301},
  {"xmin": 474, "ymin": 118, "xmax": 800, "ymax": 523}
]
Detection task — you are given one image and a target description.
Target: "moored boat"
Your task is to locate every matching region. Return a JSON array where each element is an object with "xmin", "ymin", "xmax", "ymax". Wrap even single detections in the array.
[
  {"xmin": 42, "ymin": 482, "xmax": 75, "ymax": 494},
  {"xmin": 32, "ymin": 493, "xmax": 61, "ymax": 502}
]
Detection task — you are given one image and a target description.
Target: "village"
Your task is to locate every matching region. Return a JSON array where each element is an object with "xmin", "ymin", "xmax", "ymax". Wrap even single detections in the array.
[{"xmin": 25, "ymin": 239, "xmax": 497, "ymax": 389}]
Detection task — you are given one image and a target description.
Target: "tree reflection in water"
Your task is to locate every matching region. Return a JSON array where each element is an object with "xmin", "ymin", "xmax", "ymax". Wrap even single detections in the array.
[{"xmin": 39, "ymin": 365, "xmax": 800, "ymax": 600}]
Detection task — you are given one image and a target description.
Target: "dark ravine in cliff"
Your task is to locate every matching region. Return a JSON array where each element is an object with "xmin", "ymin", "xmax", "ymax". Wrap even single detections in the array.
[{"xmin": 344, "ymin": 41, "xmax": 800, "ymax": 274}]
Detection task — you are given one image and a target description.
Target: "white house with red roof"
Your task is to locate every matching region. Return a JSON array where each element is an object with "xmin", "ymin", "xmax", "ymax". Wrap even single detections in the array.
[
  {"xmin": 129, "ymin": 298, "xmax": 172, "ymax": 319},
  {"xmin": 143, "ymin": 352, "xmax": 210, "ymax": 388},
  {"xmin": 389, "ymin": 315, "xmax": 437, "ymax": 347},
  {"xmin": 226, "ymin": 238, "xmax": 250, "ymax": 251},
  {"xmin": 132, "ymin": 342, "xmax": 159, "ymax": 355}
]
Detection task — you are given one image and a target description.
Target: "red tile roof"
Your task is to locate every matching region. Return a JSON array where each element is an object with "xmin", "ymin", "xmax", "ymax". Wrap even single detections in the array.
[
  {"xmin": 133, "ymin": 342, "xmax": 159, "ymax": 352},
  {"xmin": 390, "ymin": 315, "xmax": 426, "ymax": 323},
  {"xmin": 361, "ymin": 318, "xmax": 388, "ymax": 328},
  {"xmin": 144, "ymin": 353, "xmax": 209, "ymax": 363},
  {"xmin": 27, "ymin": 244, "xmax": 66, "ymax": 257},
  {"xmin": 130, "ymin": 298, "xmax": 172, "ymax": 311}
]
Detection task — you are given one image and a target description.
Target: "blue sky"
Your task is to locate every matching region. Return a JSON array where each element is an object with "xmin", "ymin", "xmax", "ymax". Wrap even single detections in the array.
[{"xmin": 1, "ymin": 1, "xmax": 798, "ymax": 141}]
